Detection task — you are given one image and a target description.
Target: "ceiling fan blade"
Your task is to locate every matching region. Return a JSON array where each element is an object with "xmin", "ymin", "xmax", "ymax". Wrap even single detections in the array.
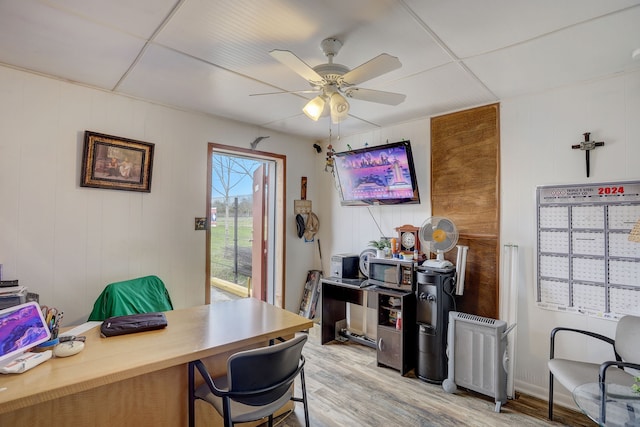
[
  {"xmin": 344, "ymin": 88, "xmax": 406, "ymax": 105},
  {"xmin": 249, "ymin": 89, "xmax": 320, "ymax": 97},
  {"xmin": 341, "ymin": 53, "xmax": 401, "ymax": 86},
  {"xmin": 269, "ymin": 50, "xmax": 324, "ymax": 84}
]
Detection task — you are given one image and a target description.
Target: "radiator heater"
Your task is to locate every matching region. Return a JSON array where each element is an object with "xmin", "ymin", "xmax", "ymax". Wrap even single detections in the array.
[{"xmin": 442, "ymin": 312, "xmax": 515, "ymax": 412}]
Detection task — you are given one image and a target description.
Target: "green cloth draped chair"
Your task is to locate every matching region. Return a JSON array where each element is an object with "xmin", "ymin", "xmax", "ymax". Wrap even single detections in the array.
[{"xmin": 88, "ymin": 275, "xmax": 173, "ymax": 321}]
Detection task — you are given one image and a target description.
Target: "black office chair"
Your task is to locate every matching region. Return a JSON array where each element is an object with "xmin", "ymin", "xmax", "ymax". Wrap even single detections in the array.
[
  {"xmin": 548, "ymin": 315, "xmax": 640, "ymax": 421},
  {"xmin": 188, "ymin": 334, "xmax": 310, "ymax": 427}
]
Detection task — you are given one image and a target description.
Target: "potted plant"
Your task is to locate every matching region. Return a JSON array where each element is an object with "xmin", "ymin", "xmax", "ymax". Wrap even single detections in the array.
[{"xmin": 369, "ymin": 238, "xmax": 391, "ymax": 258}]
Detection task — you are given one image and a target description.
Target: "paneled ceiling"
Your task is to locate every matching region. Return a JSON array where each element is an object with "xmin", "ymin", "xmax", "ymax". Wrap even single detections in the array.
[{"xmin": 1, "ymin": 0, "xmax": 639, "ymax": 140}]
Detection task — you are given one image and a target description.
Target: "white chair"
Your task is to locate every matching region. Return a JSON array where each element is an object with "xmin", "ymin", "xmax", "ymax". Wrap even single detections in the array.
[{"xmin": 548, "ymin": 315, "xmax": 640, "ymax": 422}]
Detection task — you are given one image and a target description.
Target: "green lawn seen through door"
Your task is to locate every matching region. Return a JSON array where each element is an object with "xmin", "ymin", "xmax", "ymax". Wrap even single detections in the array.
[{"xmin": 210, "ymin": 216, "xmax": 253, "ymax": 287}]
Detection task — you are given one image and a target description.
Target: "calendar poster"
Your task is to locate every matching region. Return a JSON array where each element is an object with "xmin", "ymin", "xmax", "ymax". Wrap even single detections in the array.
[{"xmin": 536, "ymin": 181, "xmax": 640, "ymax": 319}]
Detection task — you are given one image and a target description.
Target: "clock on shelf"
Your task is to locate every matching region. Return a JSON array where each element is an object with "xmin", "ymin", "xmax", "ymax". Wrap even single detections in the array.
[{"xmin": 395, "ymin": 224, "xmax": 421, "ymax": 254}]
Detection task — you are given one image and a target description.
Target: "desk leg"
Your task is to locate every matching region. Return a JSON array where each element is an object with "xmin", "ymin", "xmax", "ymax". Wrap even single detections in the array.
[
  {"xmin": 321, "ymin": 285, "xmax": 346, "ymax": 345},
  {"xmin": 362, "ymin": 292, "xmax": 368, "ymax": 337}
]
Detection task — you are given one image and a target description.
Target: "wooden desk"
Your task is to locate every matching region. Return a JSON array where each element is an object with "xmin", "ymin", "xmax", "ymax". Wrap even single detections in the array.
[
  {"xmin": 321, "ymin": 277, "xmax": 377, "ymax": 347},
  {"xmin": 0, "ymin": 299, "xmax": 313, "ymax": 426}
]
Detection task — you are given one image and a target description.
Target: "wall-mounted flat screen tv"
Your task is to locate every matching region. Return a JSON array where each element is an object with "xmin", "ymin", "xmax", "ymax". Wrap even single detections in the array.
[{"xmin": 333, "ymin": 140, "xmax": 421, "ymax": 206}]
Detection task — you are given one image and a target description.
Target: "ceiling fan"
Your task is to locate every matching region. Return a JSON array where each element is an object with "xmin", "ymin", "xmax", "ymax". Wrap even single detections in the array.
[{"xmin": 258, "ymin": 38, "xmax": 405, "ymax": 123}]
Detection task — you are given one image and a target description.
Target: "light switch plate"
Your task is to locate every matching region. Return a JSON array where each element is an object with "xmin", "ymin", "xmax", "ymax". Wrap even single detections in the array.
[{"xmin": 195, "ymin": 217, "xmax": 206, "ymax": 230}]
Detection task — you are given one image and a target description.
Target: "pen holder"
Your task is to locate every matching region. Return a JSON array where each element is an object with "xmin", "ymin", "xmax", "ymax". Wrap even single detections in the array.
[{"xmin": 32, "ymin": 338, "xmax": 59, "ymax": 353}]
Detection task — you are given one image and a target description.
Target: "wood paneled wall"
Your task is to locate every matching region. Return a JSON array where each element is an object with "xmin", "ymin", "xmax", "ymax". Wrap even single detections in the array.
[{"xmin": 431, "ymin": 103, "xmax": 500, "ymax": 318}]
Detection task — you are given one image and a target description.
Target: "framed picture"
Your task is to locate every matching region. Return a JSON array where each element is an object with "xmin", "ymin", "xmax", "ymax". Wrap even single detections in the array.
[
  {"xmin": 298, "ymin": 269, "xmax": 323, "ymax": 319},
  {"xmin": 81, "ymin": 131, "xmax": 154, "ymax": 192}
]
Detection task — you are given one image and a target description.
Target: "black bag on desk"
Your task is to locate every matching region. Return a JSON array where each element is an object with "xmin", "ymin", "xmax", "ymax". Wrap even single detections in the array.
[{"xmin": 100, "ymin": 312, "xmax": 168, "ymax": 337}]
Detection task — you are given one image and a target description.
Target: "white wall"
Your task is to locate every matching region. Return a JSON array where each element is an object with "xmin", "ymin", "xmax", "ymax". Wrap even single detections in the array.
[
  {"xmin": 316, "ymin": 120, "xmax": 433, "ymax": 255},
  {"xmin": 0, "ymin": 66, "xmax": 319, "ymax": 325},
  {"xmin": 317, "ymin": 69, "xmax": 640, "ymax": 408},
  {"xmin": 501, "ymin": 70, "xmax": 640, "ymax": 407}
]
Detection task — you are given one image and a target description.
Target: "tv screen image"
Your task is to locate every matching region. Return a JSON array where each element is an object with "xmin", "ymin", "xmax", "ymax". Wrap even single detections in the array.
[
  {"xmin": 0, "ymin": 301, "xmax": 51, "ymax": 367},
  {"xmin": 334, "ymin": 141, "xmax": 420, "ymax": 206}
]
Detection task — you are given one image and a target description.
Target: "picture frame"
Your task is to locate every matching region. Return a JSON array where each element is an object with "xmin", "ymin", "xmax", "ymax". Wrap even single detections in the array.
[
  {"xmin": 298, "ymin": 269, "xmax": 323, "ymax": 319},
  {"xmin": 81, "ymin": 131, "xmax": 154, "ymax": 192}
]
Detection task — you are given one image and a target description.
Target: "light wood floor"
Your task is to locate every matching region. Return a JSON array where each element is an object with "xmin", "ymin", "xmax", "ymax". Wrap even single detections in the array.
[{"xmin": 274, "ymin": 325, "xmax": 593, "ymax": 427}]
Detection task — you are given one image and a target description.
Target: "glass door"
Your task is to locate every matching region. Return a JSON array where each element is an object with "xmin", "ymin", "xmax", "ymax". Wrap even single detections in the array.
[{"xmin": 207, "ymin": 143, "xmax": 285, "ymax": 307}]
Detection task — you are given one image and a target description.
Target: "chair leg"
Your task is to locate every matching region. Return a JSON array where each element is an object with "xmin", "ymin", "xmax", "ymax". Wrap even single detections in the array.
[
  {"xmin": 222, "ymin": 397, "xmax": 233, "ymax": 427},
  {"xmin": 268, "ymin": 414, "xmax": 274, "ymax": 427},
  {"xmin": 291, "ymin": 369, "xmax": 310, "ymax": 427},
  {"xmin": 548, "ymin": 372, "xmax": 554, "ymax": 420},
  {"xmin": 300, "ymin": 369, "xmax": 310, "ymax": 427}
]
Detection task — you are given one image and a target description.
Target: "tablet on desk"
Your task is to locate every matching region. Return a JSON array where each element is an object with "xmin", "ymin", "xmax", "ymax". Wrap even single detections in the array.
[{"xmin": 0, "ymin": 301, "xmax": 51, "ymax": 369}]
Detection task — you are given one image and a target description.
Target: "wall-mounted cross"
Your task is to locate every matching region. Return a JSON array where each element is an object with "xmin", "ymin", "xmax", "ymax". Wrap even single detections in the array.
[{"xmin": 572, "ymin": 132, "xmax": 605, "ymax": 177}]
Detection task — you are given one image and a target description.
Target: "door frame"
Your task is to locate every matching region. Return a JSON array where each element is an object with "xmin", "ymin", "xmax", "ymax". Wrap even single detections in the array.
[
  {"xmin": 251, "ymin": 164, "xmax": 266, "ymax": 301},
  {"xmin": 206, "ymin": 143, "xmax": 287, "ymax": 308}
]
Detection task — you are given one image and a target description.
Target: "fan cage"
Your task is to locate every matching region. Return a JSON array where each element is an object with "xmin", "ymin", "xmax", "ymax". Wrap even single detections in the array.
[{"xmin": 419, "ymin": 217, "xmax": 459, "ymax": 255}]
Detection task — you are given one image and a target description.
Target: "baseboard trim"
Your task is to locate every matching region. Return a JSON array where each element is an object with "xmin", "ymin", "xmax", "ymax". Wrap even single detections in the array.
[{"xmin": 514, "ymin": 379, "xmax": 579, "ymax": 411}]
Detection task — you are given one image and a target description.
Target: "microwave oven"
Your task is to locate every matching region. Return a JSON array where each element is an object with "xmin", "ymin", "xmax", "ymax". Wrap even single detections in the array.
[{"xmin": 367, "ymin": 258, "xmax": 415, "ymax": 291}]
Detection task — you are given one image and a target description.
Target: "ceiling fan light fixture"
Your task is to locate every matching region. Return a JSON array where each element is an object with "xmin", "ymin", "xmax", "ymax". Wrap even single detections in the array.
[
  {"xmin": 269, "ymin": 38, "xmax": 405, "ymax": 123},
  {"xmin": 329, "ymin": 92, "xmax": 349, "ymax": 123},
  {"xmin": 303, "ymin": 95, "xmax": 326, "ymax": 121}
]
